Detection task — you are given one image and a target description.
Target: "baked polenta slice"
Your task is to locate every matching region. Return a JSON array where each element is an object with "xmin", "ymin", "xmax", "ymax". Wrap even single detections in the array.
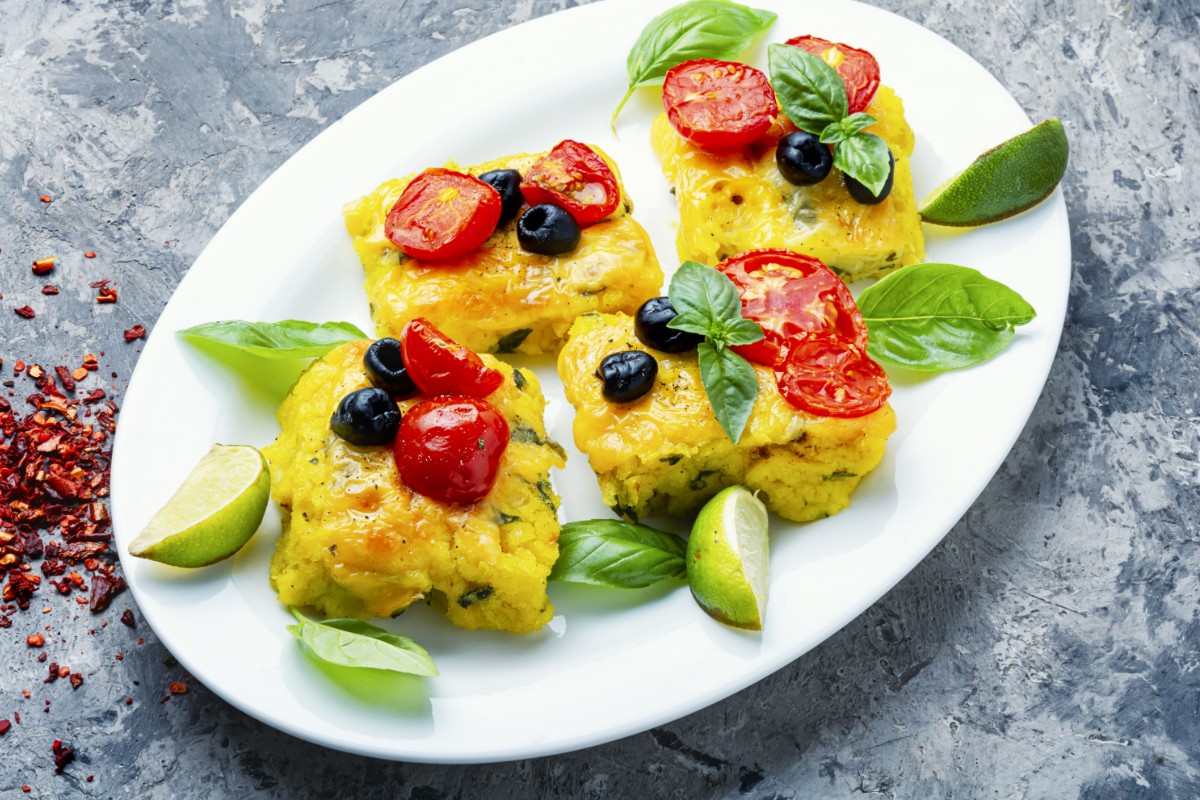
[
  {"xmin": 652, "ymin": 85, "xmax": 925, "ymax": 281},
  {"xmin": 344, "ymin": 148, "xmax": 663, "ymax": 355},
  {"xmin": 264, "ymin": 339, "xmax": 565, "ymax": 634},
  {"xmin": 558, "ymin": 313, "xmax": 895, "ymax": 523}
]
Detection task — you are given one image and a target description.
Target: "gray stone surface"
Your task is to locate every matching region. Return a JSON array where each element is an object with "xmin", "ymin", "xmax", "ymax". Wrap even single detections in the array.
[{"xmin": 1, "ymin": 0, "xmax": 1197, "ymax": 796}]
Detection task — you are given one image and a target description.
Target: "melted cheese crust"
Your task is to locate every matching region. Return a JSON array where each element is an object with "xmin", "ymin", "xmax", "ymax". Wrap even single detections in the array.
[
  {"xmin": 344, "ymin": 149, "xmax": 663, "ymax": 355},
  {"xmin": 652, "ymin": 86, "xmax": 925, "ymax": 282}
]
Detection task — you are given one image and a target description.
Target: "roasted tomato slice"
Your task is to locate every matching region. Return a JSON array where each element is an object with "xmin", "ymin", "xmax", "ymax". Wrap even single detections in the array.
[
  {"xmin": 520, "ymin": 140, "xmax": 621, "ymax": 227},
  {"xmin": 662, "ymin": 59, "xmax": 776, "ymax": 151},
  {"xmin": 775, "ymin": 333, "xmax": 891, "ymax": 418},
  {"xmin": 385, "ymin": 168, "xmax": 502, "ymax": 261},
  {"xmin": 395, "ymin": 396, "xmax": 510, "ymax": 504},
  {"xmin": 718, "ymin": 249, "xmax": 867, "ymax": 367},
  {"xmin": 786, "ymin": 36, "xmax": 881, "ymax": 116},
  {"xmin": 399, "ymin": 318, "xmax": 503, "ymax": 397}
]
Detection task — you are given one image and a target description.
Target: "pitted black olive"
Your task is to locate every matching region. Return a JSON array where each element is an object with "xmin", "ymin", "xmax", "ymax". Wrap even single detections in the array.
[
  {"xmin": 330, "ymin": 387, "xmax": 401, "ymax": 446},
  {"xmin": 363, "ymin": 337, "xmax": 417, "ymax": 398},
  {"xmin": 597, "ymin": 350, "xmax": 658, "ymax": 403},
  {"xmin": 478, "ymin": 168, "xmax": 524, "ymax": 226},
  {"xmin": 517, "ymin": 204, "xmax": 581, "ymax": 256},
  {"xmin": 635, "ymin": 296, "xmax": 703, "ymax": 353},
  {"xmin": 776, "ymin": 131, "xmax": 833, "ymax": 186},
  {"xmin": 844, "ymin": 147, "xmax": 895, "ymax": 205}
]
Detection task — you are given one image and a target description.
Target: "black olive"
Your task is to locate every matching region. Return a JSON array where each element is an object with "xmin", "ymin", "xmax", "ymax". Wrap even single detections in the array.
[
  {"xmin": 844, "ymin": 147, "xmax": 895, "ymax": 205},
  {"xmin": 330, "ymin": 387, "xmax": 401, "ymax": 446},
  {"xmin": 363, "ymin": 338, "xmax": 417, "ymax": 398},
  {"xmin": 597, "ymin": 351, "xmax": 657, "ymax": 403},
  {"xmin": 635, "ymin": 296, "xmax": 703, "ymax": 353},
  {"xmin": 776, "ymin": 131, "xmax": 833, "ymax": 186},
  {"xmin": 517, "ymin": 204, "xmax": 581, "ymax": 256},
  {"xmin": 478, "ymin": 169, "xmax": 524, "ymax": 227}
]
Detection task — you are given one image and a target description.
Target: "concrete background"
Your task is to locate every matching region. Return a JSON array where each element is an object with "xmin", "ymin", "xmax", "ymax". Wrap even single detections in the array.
[{"xmin": 1, "ymin": 0, "xmax": 1197, "ymax": 797}]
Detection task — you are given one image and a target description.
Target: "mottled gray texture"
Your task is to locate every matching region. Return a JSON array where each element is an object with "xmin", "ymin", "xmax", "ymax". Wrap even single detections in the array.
[{"xmin": 1, "ymin": 0, "xmax": 1197, "ymax": 797}]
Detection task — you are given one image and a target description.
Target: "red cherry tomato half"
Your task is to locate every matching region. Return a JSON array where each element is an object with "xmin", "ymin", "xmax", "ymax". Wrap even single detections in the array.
[
  {"xmin": 520, "ymin": 140, "xmax": 621, "ymax": 227},
  {"xmin": 718, "ymin": 249, "xmax": 867, "ymax": 368},
  {"xmin": 384, "ymin": 168, "xmax": 502, "ymax": 261},
  {"xmin": 662, "ymin": 59, "xmax": 777, "ymax": 151},
  {"xmin": 395, "ymin": 396, "xmax": 510, "ymax": 504},
  {"xmin": 786, "ymin": 36, "xmax": 881, "ymax": 116},
  {"xmin": 399, "ymin": 318, "xmax": 504, "ymax": 398},
  {"xmin": 775, "ymin": 333, "xmax": 891, "ymax": 418}
]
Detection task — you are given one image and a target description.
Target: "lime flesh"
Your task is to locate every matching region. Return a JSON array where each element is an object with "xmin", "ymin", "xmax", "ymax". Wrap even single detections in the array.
[
  {"xmin": 128, "ymin": 444, "xmax": 270, "ymax": 568},
  {"xmin": 920, "ymin": 119, "xmax": 1069, "ymax": 227},
  {"xmin": 686, "ymin": 486, "xmax": 770, "ymax": 630}
]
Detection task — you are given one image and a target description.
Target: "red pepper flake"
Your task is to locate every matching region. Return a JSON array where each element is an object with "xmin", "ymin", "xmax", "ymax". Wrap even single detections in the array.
[
  {"xmin": 115, "ymin": 653, "xmax": 123, "ymax": 660},
  {"xmin": 168, "ymin": 681, "xmax": 188, "ymax": 695},
  {"xmin": 88, "ymin": 573, "xmax": 125, "ymax": 612},
  {"xmin": 14, "ymin": 306, "xmax": 35, "ymax": 319},
  {"xmin": 0, "ymin": 719, "xmax": 10, "ymax": 735},
  {"xmin": 69, "ymin": 672, "xmax": 83, "ymax": 689},
  {"xmin": 83, "ymin": 558, "xmax": 100, "ymax": 571},
  {"xmin": 82, "ymin": 389, "xmax": 106, "ymax": 404},
  {"xmin": 57, "ymin": 665, "xmax": 70, "ymax": 679},
  {"xmin": 124, "ymin": 697, "xmax": 132, "ymax": 705},
  {"xmin": 120, "ymin": 609, "xmax": 135, "ymax": 627},
  {"xmin": 84, "ymin": 250, "xmax": 96, "ymax": 258},
  {"xmin": 22, "ymin": 786, "xmax": 31, "ymax": 793},
  {"xmin": 53, "ymin": 738, "xmax": 76, "ymax": 773},
  {"xmin": 123, "ymin": 324, "xmax": 147, "ymax": 342},
  {"xmin": 82, "ymin": 353, "xmax": 99, "ymax": 370},
  {"xmin": 22, "ymin": 689, "xmax": 30, "ymax": 698},
  {"xmin": 14, "ymin": 359, "xmax": 25, "ymax": 373},
  {"xmin": 41, "ymin": 285, "xmax": 59, "ymax": 296},
  {"xmin": 26, "ymin": 633, "xmax": 44, "ymax": 647},
  {"xmin": 39, "ymin": 195, "xmax": 52, "ymax": 203},
  {"xmin": 95, "ymin": 287, "xmax": 117, "ymax": 304},
  {"xmin": 32, "ymin": 256, "xmax": 56, "ymax": 275},
  {"xmin": 54, "ymin": 366, "xmax": 75, "ymax": 393},
  {"xmin": 71, "ymin": 368, "xmax": 88, "ymax": 382}
]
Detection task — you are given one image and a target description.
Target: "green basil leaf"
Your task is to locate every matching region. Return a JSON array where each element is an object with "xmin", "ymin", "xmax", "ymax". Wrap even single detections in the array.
[
  {"xmin": 857, "ymin": 263, "xmax": 1037, "ymax": 372},
  {"xmin": 178, "ymin": 319, "xmax": 367, "ymax": 360},
  {"xmin": 614, "ymin": 0, "xmax": 777, "ymax": 127},
  {"xmin": 287, "ymin": 607, "xmax": 437, "ymax": 676},
  {"xmin": 820, "ymin": 112, "xmax": 877, "ymax": 144},
  {"xmin": 819, "ymin": 121, "xmax": 850, "ymax": 145},
  {"xmin": 697, "ymin": 341, "xmax": 758, "ymax": 443},
  {"xmin": 719, "ymin": 317, "xmax": 765, "ymax": 346},
  {"xmin": 668, "ymin": 261, "xmax": 743, "ymax": 329},
  {"xmin": 768, "ymin": 43, "xmax": 847, "ymax": 133},
  {"xmin": 834, "ymin": 132, "xmax": 892, "ymax": 197},
  {"xmin": 551, "ymin": 520, "xmax": 687, "ymax": 588},
  {"xmin": 666, "ymin": 309, "xmax": 713, "ymax": 336}
]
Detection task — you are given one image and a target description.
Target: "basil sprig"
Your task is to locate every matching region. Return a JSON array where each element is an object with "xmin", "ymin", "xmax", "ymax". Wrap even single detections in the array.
[
  {"xmin": 287, "ymin": 607, "xmax": 437, "ymax": 676},
  {"xmin": 768, "ymin": 43, "xmax": 892, "ymax": 195},
  {"xmin": 857, "ymin": 263, "xmax": 1037, "ymax": 372},
  {"xmin": 613, "ymin": 0, "xmax": 777, "ymax": 129},
  {"xmin": 667, "ymin": 262, "xmax": 763, "ymax": 443},
  {"xmin": 550, "ymin": 520, "xmax": 687, "ymax": 588},
  {"xmin": 178, "ymin": 319, "xmax": 367, "ymax": 360}
]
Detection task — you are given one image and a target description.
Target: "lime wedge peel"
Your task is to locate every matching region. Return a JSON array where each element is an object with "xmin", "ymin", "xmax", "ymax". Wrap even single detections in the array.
[
  {"xmin": 128, "ymin": 444, "xmax": 271, "ymax": 568},
  {"xmin": 920, "ymin": 119, "xmax": 1069, "ymax": 227},
  {"xmin": 686, "ymin": 486, "xmax": 770, "ymax": 631}
]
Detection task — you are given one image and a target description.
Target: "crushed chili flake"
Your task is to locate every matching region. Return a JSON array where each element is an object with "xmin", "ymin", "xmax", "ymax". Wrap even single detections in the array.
[
  {"xmin": 41, "ymin": 285, "xmax": 59, "ymax": 296},
  {"xmin": 54, "ymin": 366, "xmax": 75, "ymax": 393},
  {"xmin": 84, "ymin": 250, "xmax": 96, "ymax": 259},
  {"xmin": 124, "ymin": 697, "xmax": 132, "ymax": 705},
  {"xmin": 26, "ymin": 364, "xmax": 44, "ymax": 380},
  {"xmin": 168, "ymin": 681, "xmax": 188, "ymax": 695},
  {"xmin": 71, "ymin": 368, "xmax": 87, "ymax": 382},
  {"xmin": 120, "ymin": 609, "xmax": 135, "ymax": 627},
  {"xmin": 57, "ymin": 665, "xmax": 70, "ymax": 679},
  {"xmin": 14, "ymin": 306, "xmax": 35, "ymax": 319},
  {"xmin": 69, "ymin": 672, "xmax": 83, "ymax": 689},
  {"xmin": 39, "ymin": 195, "xmax": 52, "ymax": 203},
  {"xmin": 95, "ymin": 287, "xmax": 118, "ymax": 304},
  {"xmin": 0, "ymin": 719, "xmax": 10, "ymax": 735},
  {"xmin": 82, "ymin": 353, "xmax": 99, "ymax": 369},
  {"xmin": 53, "ymin": 739, "xmax": 76, "ymax": 773},
  {"xmin": 32, "ymin": 257, "xmax": 56, "ymax": 275},
  {"xmin": 26, "ymin": 633, "xmax": 44, "ymax": 647},
  {"xmin": 123, "ymin": 324, "xmax": 147, "ymax": 342}
]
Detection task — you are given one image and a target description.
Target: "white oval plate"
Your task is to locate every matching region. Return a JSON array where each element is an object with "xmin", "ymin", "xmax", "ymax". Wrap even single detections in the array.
[{"xmin": 112, "ymin": 0, "xmax": 1069, "ymax": 763}]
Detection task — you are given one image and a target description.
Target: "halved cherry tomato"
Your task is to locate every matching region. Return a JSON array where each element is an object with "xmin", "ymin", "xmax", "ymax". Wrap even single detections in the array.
[
  {"xmin": 662, "ymin": 59, "xmax": 776, "ymax": 151},
  {"xmin": 385, "ymin": 168, "xmax": 501, "ymax": 261},
  {"xmin": 394, "ymin": 396, "xmax": 510, "ymax": 504},
  {"xmin": 775, "ymin": 333, "xmax": 891, "ymax": 418},
  {"xmin": 520, "ymin": 140, "xmax": 620, "ymax": 227},
  {"xmin": 786, "ymin": 36, "xmax": 881, "ymax": 116},
  {"xmin": 399, "ymin": 318, "xmax": 503, "ymax": 397},
  {"xmin": 718, "ymin": 249, "xmax": 867, "ymax": 367}
]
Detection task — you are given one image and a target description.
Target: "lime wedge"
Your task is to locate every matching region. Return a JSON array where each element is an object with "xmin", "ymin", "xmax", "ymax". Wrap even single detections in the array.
[
  {"xmin": 920, "ymin": 119, "xmax": 1069, "ymax": 227},
  {"xmin": 129, "ymin": 444, "xmax": 270, "ymax": 568},
  {"xmin": 686, "ymin": 486, "xmax": 770, "ymax": 630}
]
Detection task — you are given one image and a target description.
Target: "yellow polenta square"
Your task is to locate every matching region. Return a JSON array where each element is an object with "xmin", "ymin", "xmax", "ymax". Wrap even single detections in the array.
[
  {"xmin": 344, "ymin": 148, "xmax": 663, "ymax": 355},
  {"xmin": 652, "ymin": 85, "xmax": 925, "ymax": 282}
]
